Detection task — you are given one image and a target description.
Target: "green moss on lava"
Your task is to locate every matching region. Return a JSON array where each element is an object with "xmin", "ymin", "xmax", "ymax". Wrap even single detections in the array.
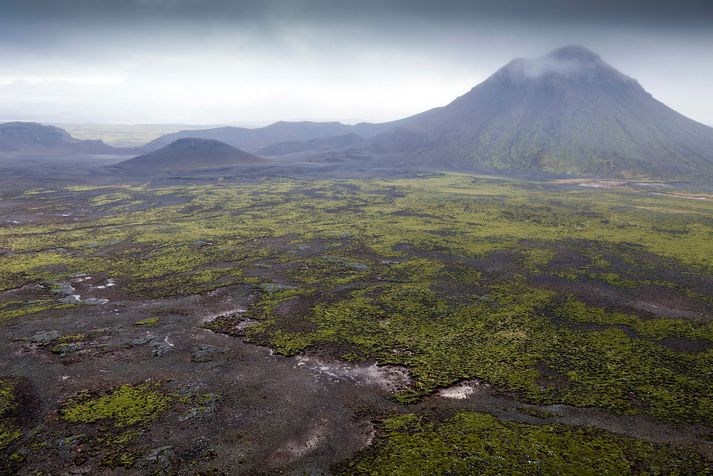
[
  {"xmin": 345, "ymin": 412, "xmax": 711, "ymax": 475},
  {"xmin": 134, "ymin": 317, "xmax": 159, "ymax": 327},
  {"xmin": 0, "ymin": 379, "xmax": 21, "ymax": 450},
  {"xmin": 61, "ymin": 382, "xmax": 171, "ymax": 428},
  {"xmin": 3, "ymin": 175, "xmax": 713, "ymax": 428}
]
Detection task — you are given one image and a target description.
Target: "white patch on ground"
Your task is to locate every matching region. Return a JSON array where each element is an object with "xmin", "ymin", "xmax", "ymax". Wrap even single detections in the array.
[
  {"xmin": 95, "ymin": 278, "xmax": 116, "ymax": 289},
  {"xmin": 438, "ymin": 380, "xmax": 487, "ymax": 399},
  {"xmin": 295, "ymin": 356, "xmax": 411, "ymax": 393},
  {"xmin": 577, "ymin": 181, "xmax": 626, "ymax": 189},
  {"xmin": 201, "ymin": 307, "xmax": 247, "ymax": 324},
  {"xmin": 632, "ymin": 182, "xmax": 669, "ymax": 188}
]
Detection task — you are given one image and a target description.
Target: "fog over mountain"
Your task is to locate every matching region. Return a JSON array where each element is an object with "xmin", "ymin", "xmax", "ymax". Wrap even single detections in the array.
[{"xmin": 364, "ymin": 46, "xmax": 713, "ymax": 178}]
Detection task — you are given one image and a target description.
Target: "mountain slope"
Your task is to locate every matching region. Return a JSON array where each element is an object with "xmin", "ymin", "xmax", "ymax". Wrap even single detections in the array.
[
  {"xmin": 116, "ymin": 138, "xmax": 266, "ymax": 172},
  {"xmin": 368, "ymin": 46, "xmax": 713, "ymax": 178},
  {"xmin": 256, "ymin": 133, "xmax": 366, "ymax": 156},
  {"xmin": 0, "ymin": 121, "xmax": 118, "ymax": 154}
]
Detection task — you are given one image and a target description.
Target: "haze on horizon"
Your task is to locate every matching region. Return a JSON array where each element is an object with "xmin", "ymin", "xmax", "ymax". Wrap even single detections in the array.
[{"xmin": 1, "ymin": 0, "xmax": 712, "ymax": 126}]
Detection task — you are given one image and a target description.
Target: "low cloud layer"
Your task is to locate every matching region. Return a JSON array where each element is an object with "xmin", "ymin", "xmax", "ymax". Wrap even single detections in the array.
[{"xmin": 0, "ymin": 0, "xmax": 711, "ymax": 125}]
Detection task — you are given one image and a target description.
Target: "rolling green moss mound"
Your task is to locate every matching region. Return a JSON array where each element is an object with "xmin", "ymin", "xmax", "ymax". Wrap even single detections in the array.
[
  {"xmin": 61, "ymin": 382, "xmax": 171, "ymax": 428},
  {"xmin": 346, "ymin": 412, "xmax": 711, "ymax": 475}
]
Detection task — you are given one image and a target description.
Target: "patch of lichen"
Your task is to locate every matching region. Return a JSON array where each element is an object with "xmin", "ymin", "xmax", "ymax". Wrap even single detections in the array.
[
  {"xmin": 100, "ymin": 450, "xmax": 141, "ymax": 468},
  {"xmin": 0, "ymin": 299, "xmax": 75, "ymax": 324},
  {"xmin": 60, "ymin": 382, "xmax": 171, "ymax": 428},
  {"xmin": 134, "ymin": 317, "xmax": 159, "ymax": 327},
  {"xmin": 94, "ymin": 430, "xmax": 143, "ymax": 468},
  {"xmin": 554, "ymin": 297, "xmax": 713, "ymax": 342},
  {"xmin": 0, "ymin": 379, "xmax": 22, "ymax": 450},
  {"xmin": 344, "ymin": 412, "xmax": 711, "ymax": 475},
  {"xmin": 45, "ymin": 383, "xmax": 175, "ymax": 469}
]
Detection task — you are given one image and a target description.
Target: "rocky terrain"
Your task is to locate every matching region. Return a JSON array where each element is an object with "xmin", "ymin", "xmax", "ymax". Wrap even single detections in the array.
[{"xmin": 1, "ymin": 168, "xmax": 712, "ymax": 474}]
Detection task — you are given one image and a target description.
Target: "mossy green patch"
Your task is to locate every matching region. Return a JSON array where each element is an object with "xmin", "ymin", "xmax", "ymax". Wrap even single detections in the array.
[
  {"xmin": 346, "ymin": 412, "xmax": 711, "ymax": 475},
  {"xmin": 0, "ymin": 299, "xmax": 75, "ymax": 324},
  {"xmin": 61, "ymin": 382, "xmax": 171, "ymax": 428},
  {"xmin": 0, "ymin": 379, "xmax": 21, "ymax": 450},
  {"xmin": 134, "ymin": 317, "xmax": 159, "ymax": 327}
]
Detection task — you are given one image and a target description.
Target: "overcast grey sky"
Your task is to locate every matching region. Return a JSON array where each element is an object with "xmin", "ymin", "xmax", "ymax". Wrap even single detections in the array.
[{"xmin": 1, "ymin": 0, "xmax": 712, "ymax": 125}]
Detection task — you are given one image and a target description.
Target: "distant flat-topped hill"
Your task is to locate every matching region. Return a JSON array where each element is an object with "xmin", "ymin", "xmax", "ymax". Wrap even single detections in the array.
[
  {"xmin": 116, "ymin": 138, "xmax": 266, "ymax": 172},
  {"xmin": 0, "ymin": 121, "xmax": 119, "ymax": 154}
]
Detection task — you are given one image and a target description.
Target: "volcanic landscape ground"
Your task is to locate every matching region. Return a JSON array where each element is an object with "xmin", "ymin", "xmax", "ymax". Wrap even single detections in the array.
[{"xmin": 1, "ymin": 156, "xmax": 713, "ymax": 474}]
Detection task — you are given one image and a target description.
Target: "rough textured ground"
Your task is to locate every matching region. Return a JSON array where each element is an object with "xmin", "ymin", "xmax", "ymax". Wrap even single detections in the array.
[{"xmin": 1, "ymin": 165, "xmax": 712, "ymax": 474}]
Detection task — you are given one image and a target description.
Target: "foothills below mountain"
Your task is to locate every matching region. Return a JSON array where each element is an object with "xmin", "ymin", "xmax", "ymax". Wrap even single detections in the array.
[
  {"xmin": 114, "ymin": 138, "xmax": 265, "ymax": 172},
  {"xmin": 4, "ymin": 46, "xmax": 713, "ymax": 180}
]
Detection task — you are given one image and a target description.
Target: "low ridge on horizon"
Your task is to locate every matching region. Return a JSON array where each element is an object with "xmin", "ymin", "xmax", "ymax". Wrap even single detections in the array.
[{"xmin": 0, "ymin": 121, "xmax": 120, "ymax": 154}]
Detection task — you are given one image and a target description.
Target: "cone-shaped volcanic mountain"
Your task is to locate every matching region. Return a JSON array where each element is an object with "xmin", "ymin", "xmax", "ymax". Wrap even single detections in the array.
[
  {"xmin": 368, "ymin": 46, "xmax": 713, "ymax": 178},
  {"xmin": 117, "ymin": 138, "xmax": 266, "ymax": 172}
]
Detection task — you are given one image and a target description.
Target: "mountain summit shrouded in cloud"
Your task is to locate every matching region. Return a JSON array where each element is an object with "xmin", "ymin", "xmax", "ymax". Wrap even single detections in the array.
[
  {"xmin": 0, "ymin": 0, "xmax": 712, "ymax": 125},
  {"xmin": 365, "ymin": 45, "xmax": 713, "ymax": 178}
]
